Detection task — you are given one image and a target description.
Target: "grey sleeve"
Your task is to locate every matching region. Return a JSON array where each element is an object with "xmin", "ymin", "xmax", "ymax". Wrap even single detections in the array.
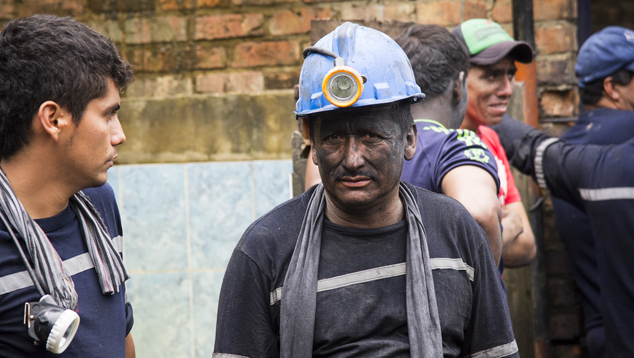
[
  {"xmin": 214, "ymin": 248, "xmax": 279, "ymax": 358},
  {"xmin": 463, "ymin": 239, "xmax": 519, "ymax": 358}
]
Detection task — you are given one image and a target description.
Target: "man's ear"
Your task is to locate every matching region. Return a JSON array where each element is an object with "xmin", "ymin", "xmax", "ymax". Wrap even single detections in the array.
[
  {"xmin": 603, "ymin": 77, "xmax": 620, "ymax": 102},
  {"xmin": 37, "ymin": 101, "xmax": 69, "ymax": 142},
  {"xmin": 404, "ymin": 124, "xmax": 417, "ymax": 161},
  {"xmin": 452, "ymin": 77, "xmax": 463, "ymax": 105}
]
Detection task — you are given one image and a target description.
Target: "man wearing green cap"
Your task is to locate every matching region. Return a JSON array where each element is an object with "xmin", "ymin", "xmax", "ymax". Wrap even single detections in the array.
[
  {"xmin": 452, "ymin": 19, "xmax": 536, "ymax": 268},
  {"xmin": 214, "ymin": 22, "xmax": 517, "ymax": 358}
]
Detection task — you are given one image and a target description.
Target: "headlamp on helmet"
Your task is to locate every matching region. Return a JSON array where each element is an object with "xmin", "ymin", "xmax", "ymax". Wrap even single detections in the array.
[{"xmin": 304, "ymin": 47, "xmax": 366, "ymax": 108}]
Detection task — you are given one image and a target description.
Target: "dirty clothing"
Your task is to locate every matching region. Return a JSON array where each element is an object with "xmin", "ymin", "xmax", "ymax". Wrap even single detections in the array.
[
  {"xmin": 214, "ymin": 183, "xmax": 518, "ymax": 358},
  {"xmin": 493, "ymin": 115, "xmax": 634, "ymax": 357},
  {"xmin": 0, "ymin": 183, "xmax": 132, "ymax": 357}
]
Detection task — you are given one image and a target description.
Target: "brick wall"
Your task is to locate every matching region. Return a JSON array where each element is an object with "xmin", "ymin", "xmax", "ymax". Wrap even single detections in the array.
[{"xmin": 0, "ymin": 0, "xmax": 582, "ymax": 121}]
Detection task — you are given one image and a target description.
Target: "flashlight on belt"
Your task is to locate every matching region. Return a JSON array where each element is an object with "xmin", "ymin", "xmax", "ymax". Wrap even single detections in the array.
[
  {"xmin": 24, "ymin": 295, "xmax": 80, "ymax": 354},
  {"xmin": 303, "ymin": 46, "xmax": 367, "ymax": 108}
]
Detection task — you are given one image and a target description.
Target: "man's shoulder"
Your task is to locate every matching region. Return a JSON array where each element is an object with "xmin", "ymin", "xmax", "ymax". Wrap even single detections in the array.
[
  {"xmin": 563, "ymin": 108, "xmax": 634, "ymax": 145},
  {"xmin": 406, "ymin": 183, "xmax": 489, "ymax": 253},
  {"xmin": 82, "ymin": 182, "xmax": 117, "ymax": 207},
  {"xmin": 81, "ymin": 183, "xmax": 121, "ymax": 237},
  {"xmin": 407, "ymin": 183, "xmax": 478, "ymax": 223},
  {"xmin": 236, "ymin": 188, "xmax": 309, "ymax": 263}
]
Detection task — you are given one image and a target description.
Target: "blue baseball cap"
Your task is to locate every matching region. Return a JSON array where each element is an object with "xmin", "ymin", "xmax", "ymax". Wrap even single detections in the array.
[{"xmin": 576, "ymin": 26, "xmax": 634, "ymax": 87}]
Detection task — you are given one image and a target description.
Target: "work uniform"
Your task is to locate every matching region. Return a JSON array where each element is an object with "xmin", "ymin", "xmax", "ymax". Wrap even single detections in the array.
[
  {"xmin": 493, "ymin": 115, "xmax": 634, "ymax": 357},
  {"xmin": 214, "ymin": 183, "xmax": 518, "ymax": 358},
  {"xmin": 552, "ymin": 108, "xmax": 634, "ymax": 355},
  {"xmin": 0, "ymin": 183, "xmax": 132, "ymax": 357}
]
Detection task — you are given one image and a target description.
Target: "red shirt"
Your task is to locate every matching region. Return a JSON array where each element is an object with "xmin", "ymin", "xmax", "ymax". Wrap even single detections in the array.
[{"xmin": 477, "ymin": 125, "xmax": 521, "ymax": 207}]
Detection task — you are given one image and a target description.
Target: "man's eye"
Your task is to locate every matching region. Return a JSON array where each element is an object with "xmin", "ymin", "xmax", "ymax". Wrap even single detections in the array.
[{"xmin": 326, "ymin": 134, "xmax": 340, "ymax": 141}]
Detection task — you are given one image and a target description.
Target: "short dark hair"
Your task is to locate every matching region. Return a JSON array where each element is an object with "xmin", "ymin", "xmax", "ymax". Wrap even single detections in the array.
[
  {"xmin": 0, "ymin": 14, "xmax": 134, "ymax": 158},
  {"xmin": 394, "ymin": 24, "xmax": 469, "ymax": 99},
  {"xmin": 579, "ymin": 69, "xmax": 634, "ymax": 106},
  {"xmin": 308, "ymin": 101, "xmax": 413, "ymax": 142}
]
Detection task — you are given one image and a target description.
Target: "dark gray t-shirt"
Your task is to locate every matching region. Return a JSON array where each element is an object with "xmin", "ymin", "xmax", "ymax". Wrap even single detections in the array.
[{"xmin": 214, "ymin": 183, "xmax": 518, "ymax": 358}]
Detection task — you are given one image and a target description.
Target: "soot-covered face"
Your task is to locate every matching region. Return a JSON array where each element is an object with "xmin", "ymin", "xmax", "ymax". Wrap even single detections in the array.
[{"xmin": 310, "ymin": 106, "xmax": 415, "ymax": 212}]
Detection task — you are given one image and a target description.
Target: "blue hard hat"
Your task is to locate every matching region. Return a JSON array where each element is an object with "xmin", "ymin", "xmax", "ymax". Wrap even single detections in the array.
[
  {"xmin": 295, "ymin": 22, "xmax": 425, "ymax": 117},
  {"xmin": 576, "ymin": 26, "xmax": 634, "ymax": 87}
]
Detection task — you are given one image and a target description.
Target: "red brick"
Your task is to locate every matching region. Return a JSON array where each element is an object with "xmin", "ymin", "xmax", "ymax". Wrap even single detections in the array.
[
  {"xmin": 340, "ymin": 4, "xmax": 413, "ymax": 22},
  {"xmin": 265, "ymin": 71, "xmax": 300, "ymax": 90},
  {"xmin": 383, "ymin": 4, "xmax": 416, "ymax": 21},
  {"xmin": 269, "ymin": 9, "xmax": 331, "ymax": 36},
  {"xmin": 126, "ymin": 47, "xmax": 192, "ymax": 73},
  {"xmin": 195, "ymin": 47, "xmax": 226, "ymax": 69},
  {"xmin": 463, "ymin": 0, "xmax": 488, "ymax": 21},
  {"xmin": 535, "ymin": 25, "xmax": 576, "ymax": 54},
  {"xmin": 125, "ymin": 16, "xmax": 187, "ymax": 45},
  {"xmin": 415, "ymin": 1, "xmax": 461, "ymax": 26},
  {"xmin": 232, "ymin": 41, "xmax": 300, "ymax": 68},
  {"xmin": 195, "ymin": 72, "xmax": 264, "ymax": 94},
  {"xmin": 0, "ymin": 0, "xmax": 15, "ymax": 20},
  {"xmin": 492, "ymin": 0, "xmax": 512, "ymax": 23},
  {"xmin": 534, "ymin": 0, "xmax": 576, "ymax": 21},
  {"xmin": 232, "ymin": 0, "xmax": 297, "ymax": 5},
  {"xmin": 159, "ymin": 0, "xmax": 229, "ymax": 10},
  {"xmin": 541, "ymin": 90, "xmax": 578, "ymax": 118},
  {"xmin": 195, "ymin": 14, "xmax": 263, "ymax": 41},
  {"xmin": 536, "ymin": 59, "xmax": 574, "ymax": 85},
  {"xmin": 87, "ymin": 0, "xmax": 154, "ymax": 13},
  {"xmin": 19, "ymin": 0, "xmax": 84, "ymax": 16},
  {"xmin": 125, "ymin": 75, "xmax": 193, "ymax": 98}
]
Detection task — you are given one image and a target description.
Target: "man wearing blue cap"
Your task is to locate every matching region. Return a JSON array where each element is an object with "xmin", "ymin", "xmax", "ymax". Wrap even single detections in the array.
[
  {"xmin": 551, "ymin": 26, "xmax": 634, "ymax": 358},
  {"xmin": 214, "ymin": 22, "xmax": 517, "ymax": 358}
]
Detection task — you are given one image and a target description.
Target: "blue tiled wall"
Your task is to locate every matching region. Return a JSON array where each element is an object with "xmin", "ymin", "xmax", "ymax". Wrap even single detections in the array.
[{"xmin": 107, "ymin": 159, "xmax": 293, "ymax": 358}]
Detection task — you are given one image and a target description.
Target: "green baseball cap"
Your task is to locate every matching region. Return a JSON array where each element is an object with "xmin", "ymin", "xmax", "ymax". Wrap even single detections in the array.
[{"xmin": 452, "ymin": 19, "xmax": 533, "ymax": 65}]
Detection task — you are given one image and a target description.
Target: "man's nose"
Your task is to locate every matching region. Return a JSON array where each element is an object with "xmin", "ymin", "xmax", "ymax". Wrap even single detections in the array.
[
  {"xmin": 497, "ymin": 76, "xmax": 514, "ymax": 98},
  {"xmin": 110, "ymin": 116, "xmax": 126, "ymax": 146},
  {"xmin": 342, "ymin": 137, "xmax": 365, "ymax": 170}
]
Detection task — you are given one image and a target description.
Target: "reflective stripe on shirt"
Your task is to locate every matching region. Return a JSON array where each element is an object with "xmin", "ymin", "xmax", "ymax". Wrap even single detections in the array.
[
  {"xmin": 465, "ymin": 340, "xmax": 519, "ymax": 358},
  {"xmin": 579, "ymin": 187, "xmax": 634, "ymax": 201},
  {"xmin": 0, "ymin": 235, "xmax": 123, "ymax": 295},
  {"xmin": 535, "ymin": 138, "xmax": 559, "ymax": 191},
  {"xmin": 270, "ymin": 258, "xmax": 474, "ymax": 305}
]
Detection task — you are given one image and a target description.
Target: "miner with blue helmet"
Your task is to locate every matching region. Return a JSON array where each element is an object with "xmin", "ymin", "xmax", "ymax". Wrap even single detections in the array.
[{"xmin": 213, "ymin": 22, "xmax": 517, "ymax": 357}]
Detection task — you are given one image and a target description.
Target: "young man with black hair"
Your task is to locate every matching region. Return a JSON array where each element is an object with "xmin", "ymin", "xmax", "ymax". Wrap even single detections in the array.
[
  {"xmin": 0, "ymin": 15, "xmax": 135, "ymax": 357},
  {"xmin": 453, "ymin": 19, "xmax": 536, "ymax": 268},
  {"xmin": 550, "ymin": 26, "xmax": 634, "ymax": 358}
]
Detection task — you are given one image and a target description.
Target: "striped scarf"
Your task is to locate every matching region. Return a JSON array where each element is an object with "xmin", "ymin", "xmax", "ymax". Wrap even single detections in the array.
[
  {"xmin": 0, "ymin": 169, "xmax": 130, "ymax": 310},
  {"xmin": 280, "ymin": 182, "xmax": 442, "ymax": 357}
]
